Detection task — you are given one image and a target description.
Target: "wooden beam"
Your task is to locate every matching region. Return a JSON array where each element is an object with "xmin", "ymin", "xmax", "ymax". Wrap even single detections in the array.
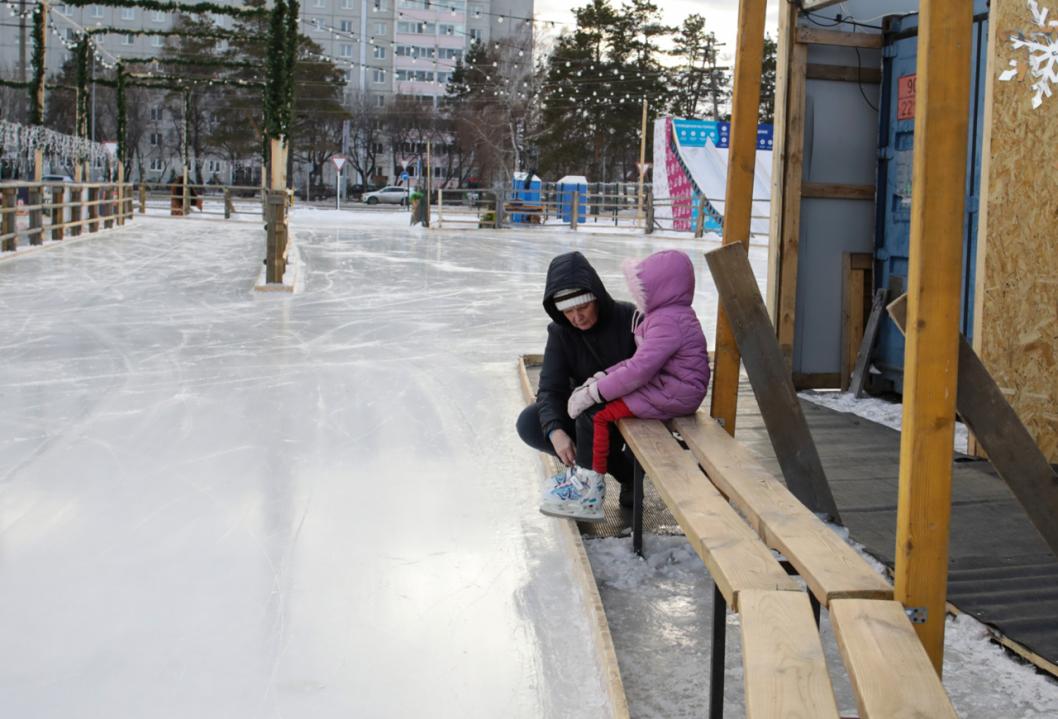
[
  {"xmin": 831, "ymin": 599, "xmax": 959, "ymax": 718},
  {"xmin": 848, "ymin": 288, "xmax": 888, "ymax": 398},
  {"xmin": 765, "ymin": 0, "xmax": 796, "ymax": 322},
  {"xmin": 842, "ymin": 253, "xmax": 873, "ymax": 390},
  {"xmin": 776, "ymin": 40, "xmax": 808, "ymax": 367},
  {"xmin": 801, "ymin": 182, "xmax": 876, "ymax": 200},
  {"xmin": 795, "ymin": 27, "xmax": 884, "ymax": 49},
  {"xmin": 705, "ymin": 243, "xmax": 841, "ymax": 521},
  {"xmin": 889, "ymin": 294, "xmax": 1058, "ymax": 559},
  {"xmin": 739, "ymin": 591, "xmax": 841, "ymax": 718},
  {"xmin": 800, "ymin": 0, "xmax": 847, "ymax": 11},
  {"xmin": 895, "ymin": 0, "xmax": 974, "ymax": 675},
  {"xmin": 806, "ymin": 63, "xmax": 882, "ymax": 84},
  {"xmin": 711, "ymin": 0, "xmax": 768, "ymax": 435}
]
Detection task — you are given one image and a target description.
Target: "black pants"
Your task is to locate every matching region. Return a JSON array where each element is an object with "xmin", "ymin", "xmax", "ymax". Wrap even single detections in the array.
[{"xmin": 516, "ymin": 402, "xmax": 634, "ymax": 485}]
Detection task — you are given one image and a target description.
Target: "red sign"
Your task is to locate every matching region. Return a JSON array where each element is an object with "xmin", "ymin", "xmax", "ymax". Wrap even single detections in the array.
[{"xmin": 897, "ymin": 74, "xmax": 916, "ymax": 120}]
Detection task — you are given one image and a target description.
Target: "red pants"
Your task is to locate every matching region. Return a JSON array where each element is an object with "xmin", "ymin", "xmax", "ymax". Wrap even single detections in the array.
[{"xmin": 592, "ymin": 399, "xmax": 635, "ymax": 474}]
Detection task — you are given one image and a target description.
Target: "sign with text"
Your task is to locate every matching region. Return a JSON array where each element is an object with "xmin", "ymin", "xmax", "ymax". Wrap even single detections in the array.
[{"xmin": 897, "ymin": 74, "xmax": 916, "ymax": 120}]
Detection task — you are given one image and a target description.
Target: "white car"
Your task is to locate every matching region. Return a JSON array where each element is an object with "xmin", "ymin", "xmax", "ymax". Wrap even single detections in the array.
[{"xmin": 363, "ymin": 186, "xmax": 409, "ymax": 206}]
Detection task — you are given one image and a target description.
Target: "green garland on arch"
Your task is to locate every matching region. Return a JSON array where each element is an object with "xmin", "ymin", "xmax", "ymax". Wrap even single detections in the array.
[
  {"xmin": 115, "ymin": 55, "xmax": 257, "ymax": 69},
  {"xmin": 30, "ymin": 2, "xmax": 45, "ymax": 125},
  {"xmin": 63, "ymin": 0, "xmax": 267, "ymax": 20},
  {"xmin": 116, "ymin": 62, "xmax": 126, "ymax": 163},
  {"xmin": 86, "ymin": 26, "xmax": 242, "ymax": 41},
  {"xmin": 75, "ymin": 37, "xmax": 90, "ymax": 140}
]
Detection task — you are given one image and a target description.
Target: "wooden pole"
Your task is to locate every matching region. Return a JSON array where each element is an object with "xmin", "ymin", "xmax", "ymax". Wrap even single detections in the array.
[
  {"xmin": 425, "ymin": 139, "xmax": 432, "ymax": 227},
  {"xmin": 894, "ymin": 0, "xmax": 973, "ymax": 675},
  {"xmin": 709, "ymin": 0, "xmax": 768, "ymax": 435},
  {"xmin": 636, "ymin": 98, "xmax": 648, "ymax": 226},
  {"xmin": 32, "ymin": 0, "xmax": 46, "ymax": 183}
]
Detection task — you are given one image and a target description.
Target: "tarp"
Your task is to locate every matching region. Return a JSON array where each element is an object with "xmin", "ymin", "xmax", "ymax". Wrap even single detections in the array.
[{"xmin": 652, "ymin": 117, "xmax": 773, "ymax": 235}]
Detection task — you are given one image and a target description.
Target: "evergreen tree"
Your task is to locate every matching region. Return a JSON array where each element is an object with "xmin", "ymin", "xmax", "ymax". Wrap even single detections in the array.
[{"xmin": 759, "ymin": 34, "xmax": 778, "ymax": 124}]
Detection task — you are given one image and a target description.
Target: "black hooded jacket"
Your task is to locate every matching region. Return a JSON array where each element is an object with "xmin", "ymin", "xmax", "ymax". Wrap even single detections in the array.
[{"xmin": 537, "ymin": 252, "xmax": 637, "ymax": 438}]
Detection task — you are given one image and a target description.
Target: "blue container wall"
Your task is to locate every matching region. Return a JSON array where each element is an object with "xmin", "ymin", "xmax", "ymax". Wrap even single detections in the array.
[
  {"xmin": 873, "ymin": 6, "xmax": 989, "ymax": 393},
  {"xmin": 558, "ymin": 182, "xmax": 588, "ymax": 222},
  {"xmin": 511, "ymin": 178, "xmax": 542, "ymax": 224}
]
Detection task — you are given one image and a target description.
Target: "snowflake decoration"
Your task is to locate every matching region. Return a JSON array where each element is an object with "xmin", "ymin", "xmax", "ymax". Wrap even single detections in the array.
[{"xmin": 999, "ymin": 0, "xmax": 1058, "ymax": 109}]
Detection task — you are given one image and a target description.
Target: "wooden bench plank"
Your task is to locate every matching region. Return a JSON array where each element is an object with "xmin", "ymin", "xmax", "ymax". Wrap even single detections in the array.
[
  {"xmin": 617, "ymin": 418, "xmax": 799, "ymax": 610},
  {"xmin": 830, "ymin": 599, "xmax": 959, "ymax": 719},
  {"xmin": 673, "ymin": 413, "xmax": 893, "ymax": 605},
  {"xmin": 739, "ymin": 590, "xmax": 841, "ymax": 719}
]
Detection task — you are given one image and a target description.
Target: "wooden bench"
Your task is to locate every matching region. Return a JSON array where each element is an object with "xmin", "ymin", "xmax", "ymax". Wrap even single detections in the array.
[
  {"xmin": 618, "ymin": 418, "xmax": 841, "ymax": 718},
  {"xmin": 618, "ymin": 414, "xmax": 957, "ymax": 719},
  {"xmin": 672, "ymin": 411, "xmax": 892, "ymax": 607}
]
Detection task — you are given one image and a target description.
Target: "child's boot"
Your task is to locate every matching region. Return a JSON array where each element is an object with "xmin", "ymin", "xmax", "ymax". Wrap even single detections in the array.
[{"xmin": 540, "ymin": 466, "xmax": 605, "ymax": 523}]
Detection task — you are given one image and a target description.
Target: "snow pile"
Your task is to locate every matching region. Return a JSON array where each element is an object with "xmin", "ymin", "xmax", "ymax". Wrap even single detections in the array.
[{"xmin": 800, "ymin": 389, "xmax": 970, "ymax": 454}]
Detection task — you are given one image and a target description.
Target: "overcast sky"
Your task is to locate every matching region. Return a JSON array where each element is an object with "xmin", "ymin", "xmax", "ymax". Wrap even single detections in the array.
[{"xmin": 533, "ymin": 0, "xmax": 781, "ymax": 63}]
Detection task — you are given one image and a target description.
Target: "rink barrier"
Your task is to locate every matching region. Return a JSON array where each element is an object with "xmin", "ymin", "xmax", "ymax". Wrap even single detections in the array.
[
  {"xmin": 0, "ymin": 180, "xmax": 134, "ymax": 252},
  {"xmin": 616, "ymin": 413, "xmax": 958, "ymax": 718},
  {"xmin": 137, "ymin": 182, "xmax": 265, "ymax": 219}
]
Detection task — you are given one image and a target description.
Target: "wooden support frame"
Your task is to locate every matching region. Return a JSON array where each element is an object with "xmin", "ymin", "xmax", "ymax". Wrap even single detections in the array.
[
  {"xmin": 841, "ymin": 253, "xmax": 873, "ymax": 390},
  {"xmin": 710, "ymin": 0, "xmax": 768, "ymax": 435},
  {"xmin": 895, "ymin": 0, "xmax": 974, "ymax": 674},
  {"xmin": 795, "ymin": 27, "xmax": 884, "ymax": 49},
  {"xmin": 801, "ymin": 183, "xmax": 875, "ymax": 200}
]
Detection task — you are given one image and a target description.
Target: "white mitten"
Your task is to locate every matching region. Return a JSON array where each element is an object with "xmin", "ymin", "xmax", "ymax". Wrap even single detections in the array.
[{"xmin": 567, "ymin": 382, "xmax": 602, "ymax": 419}]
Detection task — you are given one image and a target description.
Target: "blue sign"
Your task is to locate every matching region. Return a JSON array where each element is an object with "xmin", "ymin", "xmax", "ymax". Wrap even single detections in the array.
[
  {"xmin": 400, "ymin": 172, "xmax": 410, "ymax": 182},
  {"xmin": 671, "ymin": 118, "xmax": 774, "ymax": 151}
]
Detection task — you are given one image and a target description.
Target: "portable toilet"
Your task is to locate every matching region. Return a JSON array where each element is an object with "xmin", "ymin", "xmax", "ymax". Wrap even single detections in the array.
[
  {"xmin": 557, "ymin": 175, "xmax": 588, "ymax": 223},
  {"xmin": 511, "ymin": 172, "xmax": 542, "ymax": 224}
]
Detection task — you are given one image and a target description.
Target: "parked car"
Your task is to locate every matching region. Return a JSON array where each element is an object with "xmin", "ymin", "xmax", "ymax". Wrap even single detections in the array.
[{"xmin": 362, "ymin": 186, "xmax": 409, "ymax": 206}]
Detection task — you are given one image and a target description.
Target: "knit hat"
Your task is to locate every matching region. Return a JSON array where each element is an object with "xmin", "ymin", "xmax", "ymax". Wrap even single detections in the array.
[{"xmin": 553, "ymin": 287, "xmax": 597, "ymax": 311}]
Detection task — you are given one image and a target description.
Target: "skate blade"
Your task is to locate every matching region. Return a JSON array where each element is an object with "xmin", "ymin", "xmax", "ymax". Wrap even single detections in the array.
[{"xmin": 539, "ymin": 506, "xmax": 606, "ymax": 523}]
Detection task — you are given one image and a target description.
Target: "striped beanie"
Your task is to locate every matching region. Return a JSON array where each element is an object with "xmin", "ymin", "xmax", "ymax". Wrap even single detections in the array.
[{"xmin": 553, "ymin": 287, "xmax": 597, "ymax": 311}]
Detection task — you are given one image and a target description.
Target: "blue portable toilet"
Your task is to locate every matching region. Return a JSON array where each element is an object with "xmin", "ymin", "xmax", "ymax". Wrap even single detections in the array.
[
  {"xmin": 511, "ymin": 172, "xmax": 542, "ymax": 224},
  {"xmin": 871, "ymin": 4, "xmax": 989, "ymax": 392},
  {"xmin": 557, "ymin": 175, "xmax": 588, "ymax": 223}
]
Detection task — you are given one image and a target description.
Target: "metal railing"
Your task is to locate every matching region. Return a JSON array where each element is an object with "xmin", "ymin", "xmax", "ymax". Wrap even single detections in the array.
[{"xmin": 0, "ymin": 180, "xmax": 135, "ymax": 252}]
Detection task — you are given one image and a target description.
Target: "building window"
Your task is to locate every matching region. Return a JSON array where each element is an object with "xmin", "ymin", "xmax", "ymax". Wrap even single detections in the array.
[
  {"xmin": 122, "ymin": 34, "xmax": 134, "ymax": 45},
  {"xmin": 340, "ymin": 44, "xmax": 353, "ymax": 58},
  {"xmin": 339, "ymin": 20, "xmax": 352, "ymax": 32},
  {"xmin": 375, "ymin": 95, "xmax": 385, "ymax": 108},
  {"xmin": 152, "ymin": 10, "xmax": 166, "ymax": 21},
  {"xmin": 150, "ymin": 108, "xmax": 163, "ymax": 121},
  {"xmin": 341, "ymin": 0, "xmax": 353, "ymax": 7},
  {"xmin": 55, "ymin": 4, "xmax": 69, "ymax": 15},
  {"xmin": 149, "ymin": 132, "xmax": 162, "ymax": 146},
  {"xmin": 149, "ymin": 158, "xmax": 163, "ymax": 172},
  {"xmin": 373, "ymin": 46, "xmax": 386, "ymax": 59},
  {"xmin": 469, "ymin": 28, "xmax": 483, "ymax": 43},
  {"xmin": 121, "ymin": 7, "xmax": 135, "ymax": 20},
  {"xmin": 374, "ymin": 22, "xmax": 386, "ymax": 35},
  {"xmin": 90, "ymin": 5, "xmax": 104, "ymax": 18},
  {"xmin": 151, "ymin": 35, "xmax": 163, "ymax": 48},
  {"xmin": 372, "ymin": 69, "xmax": 386, "ymax": 84},
  {"xmin": 315, "ymin": 0, "xmax": 326, "ymax": 7}
]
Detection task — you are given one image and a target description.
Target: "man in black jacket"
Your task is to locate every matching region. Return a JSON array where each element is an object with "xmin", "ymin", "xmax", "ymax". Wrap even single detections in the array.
[{"xmin": 516, "ymin": 251, "xmax": 638, "ymax": 513}]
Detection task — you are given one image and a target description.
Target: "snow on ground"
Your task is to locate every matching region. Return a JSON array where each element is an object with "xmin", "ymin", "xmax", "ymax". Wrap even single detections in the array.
[
  {"xmin": 800, "ymin": 388, "xmax": 971, "ymax": 454},
  {"xmin": 586, "ymin": 532, "xmax": 1058, "ymax": 719}
]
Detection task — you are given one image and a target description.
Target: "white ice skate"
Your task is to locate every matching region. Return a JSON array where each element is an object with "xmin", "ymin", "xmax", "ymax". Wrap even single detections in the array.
[{"xmin": 540, "ymin": 466, "xmax": 605, "ymax": 523}]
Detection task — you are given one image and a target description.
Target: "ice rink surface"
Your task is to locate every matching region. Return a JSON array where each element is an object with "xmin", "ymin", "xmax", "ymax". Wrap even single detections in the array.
[{"xmin": 0, "ymin": 215, "xmax": 737, "ymax": 718}]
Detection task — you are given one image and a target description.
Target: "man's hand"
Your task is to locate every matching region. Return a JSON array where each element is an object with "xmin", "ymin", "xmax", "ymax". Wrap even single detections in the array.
[{"xmin": 549, "ymin": 428, "xmax": 576, "ymax": 466}]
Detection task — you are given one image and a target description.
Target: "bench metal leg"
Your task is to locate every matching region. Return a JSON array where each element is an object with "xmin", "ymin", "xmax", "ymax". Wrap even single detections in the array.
[
  {"xmin": 632, "ymin": 459, "xmax": 644, "ymax": 556},
  {"xmin": 710, "ymin": 583, "xmax": 727, "ymax": 719}
]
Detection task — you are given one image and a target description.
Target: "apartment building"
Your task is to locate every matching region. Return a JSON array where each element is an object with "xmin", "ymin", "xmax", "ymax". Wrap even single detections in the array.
[{"xmin": 0, "ymin": 0, "xmax": 534, "ymax": 184}]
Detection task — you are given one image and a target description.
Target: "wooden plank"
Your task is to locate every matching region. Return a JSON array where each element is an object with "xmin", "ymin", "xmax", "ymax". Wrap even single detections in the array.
[
  {"xmin": 806, "ymin": 63, "xmax": 882, "ymax": 84},
  {"xmin": 706, "ymin": 243, "xmax": 842, "ymax": 521},
  {"xmin": 795, "ymin": 27, "xmax": 884, "ymax": 49},
  {"xmin": 800, "ymin": 0, "xmax": 847, "ymax": 11},
  {"xmin": 739, "ymin": 590, "xmax": 841, "ymax": 719},
  {"xmin": 765, "ymin": 0, "xmax": 796, "ymax": 322},
  {"xmin": 974, "ymin": 0, "xmax": 1058, "ymax": 464},
  {"xmin": 848, "ymin": 288, "xmax": 888, "ymax": 398},
  {"xmin": 895, "ymin": 0, "xmax": 975, "ymax": 673},
  {"xmin": 842, "ymin": 253, "xmax": 870, "ymax": 390},
  {"xmin": 710, "ymin": 0, "xmax": 769, "ymax": 436},
  {"xmin": 618, "ymin": 418, "xmax": 799, "ymax": 610},
  {"xmin": 516, "ymin": 356, "xmax": 631, "ymax": 719},
  {"xmin": 791, "ymin": 372, "xmax": 841, "ymax": 390},
  {"xmin": 801, "ymin": 182, "xmax": 875, "ymax": 200},
  {"xmin": 889, "ymin": 294, "xmax": 1058, "ymax": 559},
  {"xmin": 673, "ymin": 413, "xmax": 892, "ymax": 606},
  {"xmin": 776, "ymin": 39, "xmax": 808, "ymax": 367},
  {"xmin": 830, "ymin": 599, "xmax": 959, "ymax": 719}
]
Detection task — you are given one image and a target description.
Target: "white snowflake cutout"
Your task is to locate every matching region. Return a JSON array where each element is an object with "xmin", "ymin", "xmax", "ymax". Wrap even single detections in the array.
[{"xmin": 1002, "ymin": 0, "xmax": 1058, "ymax": 109}]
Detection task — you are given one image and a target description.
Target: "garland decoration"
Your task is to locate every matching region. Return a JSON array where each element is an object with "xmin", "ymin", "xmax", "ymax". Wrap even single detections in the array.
[
  {"xmin": 116, "ymin": 61, "xmax": 126, "ymax": 163},
  {"xmin": 62, "ymin": 0, "xmax": 267, "ymax": 20},
  {"xmin": 0, "ymin": 119, "xmax": 109, "ymax": 167},
  {"xmin": 86, "ymin": 26, "xmax": 242, "ymax": 41},
  {"xmin": 116, "ymin": 56, "xmax": 257, "ymax": 69},
  {"xmin": 30, "ymin": 1, "xmax": 45, "ymax": 125},
  {"xmin": 264, "ymin": 0, "xmax": 288, "ymax": 140},
  {"xmin": 75, "ymin": 37, "xmax": 90, "ymax": 142}
]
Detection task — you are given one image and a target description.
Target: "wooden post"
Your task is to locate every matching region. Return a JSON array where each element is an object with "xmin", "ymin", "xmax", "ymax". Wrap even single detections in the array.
[
  {"xmin": 636, "ymin": 98, "xmax": 648, "ymax": 226},
  {"xmin": 644, "ymin": 188, "xmax": 654, "ymax": 234},
  {"xmin": 224, "ymin": 188, "xmax": 233, "ymax": 219},
  {"xmin": 1, "ymin": 188, "xmax": 16, "ymax": 251},
  {"xmin": 87, "ymin": 187, "xmax": 99, "ymax": 233},
  {"xmin": 709, "ymin": 0, "xmax": 768, "ymax": 435},
  {"xmin": 28, "ymin": 184, "xmax": 43, "ymax": 245},
  {"xmin": 182, "ymin": 165, "xmax": 190, "ymax": 216},
  {"xmin": 694, "ymin": 194, "xmax": 707, "ymax": 238},
  {"xmin": 571, "ymin": 191, "xmax": 579, "ymax": 230},
  {"xmin": 265, "ymin": 190, "xmax": 287, "ymax": 284},
  {"xmin": 52, "ymin": 186, "xmax": 64, "ymax": 240},
  {"xmin": 116, "ymin": 164, "xmax": 125, "ymax": 226},
  {"xmin": 437, "ymin": 187, "xmax": 443, "ymax": 228},
  {"xmin": 894, "ymin": 0, "xmax": 974, "ymax": 675},
  {"xmin": 71, "ymin": 165, "xmax": 82, "ymax": 237},
  {"xmin": 425, "ymin": 139, "xmax": 431, "ymax": 228},
  {"xmin": 270, "ymin": 137, "xmax": 288, "ymax": 191},
  {"xmin": 139, "ymin": 183, "xmax": 146, "ymax": 213}
]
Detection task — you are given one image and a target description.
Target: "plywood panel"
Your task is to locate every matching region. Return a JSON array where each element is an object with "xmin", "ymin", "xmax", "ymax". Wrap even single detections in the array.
[{"xmin": 975, "ymin": 0, "xmax": 1058, "ymax": 463}]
